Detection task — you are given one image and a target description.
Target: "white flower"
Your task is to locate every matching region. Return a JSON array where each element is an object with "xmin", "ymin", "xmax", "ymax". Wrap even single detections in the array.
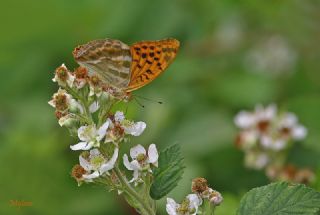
[
  {"xmin": 79, "ymin": 148, "xmax": 118, "ymax": 182},
  {"xmin": 52, "ymin": 64, "xmax": 75, "ymax": 87},
  {"xmin": 166, "ymin": 194, "xmax": 202, "ymax": 215},
  {"xmin": 123, "ymin": 144, "xmax": 158, "ymax": 183},
  {"xmin": 70, "ymin": 120, "xmax": 109, "ymax": 150},
  {"xmin": 115, "ymin": 111, "xmax": 146, "ymax": 136},
  {"xmin": 48, "ymin": 88, "xmax": 72, "ymax": 111},
  {"xmin": 278, "ymin": 113, "xmax": 307, "ymax": 140},
  {"xmin": 104, "ymin": 111, "xmax": 147, "ymax": 143},
  {"xmin": 234, "ymin": 104, "xmax": 277, "ymax": 132}
]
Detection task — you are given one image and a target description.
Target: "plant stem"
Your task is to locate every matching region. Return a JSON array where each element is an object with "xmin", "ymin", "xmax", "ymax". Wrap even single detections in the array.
[
  {"xmin": 204, "ymin": 200, "xmax": 215, "ymax": 215},
  {"xmin": 113, "ymin": 166, "xmax": 156, "ymax": 215}
]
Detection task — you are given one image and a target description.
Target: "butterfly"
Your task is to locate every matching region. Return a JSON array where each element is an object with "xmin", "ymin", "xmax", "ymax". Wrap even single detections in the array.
[{"xmin": 72, "ymin": 38, "xmax": 180, "ymax": 93}]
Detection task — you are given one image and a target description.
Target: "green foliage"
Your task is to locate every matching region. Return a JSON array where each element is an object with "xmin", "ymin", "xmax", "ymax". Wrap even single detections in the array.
[
  {"xmin": 237, "ymin": 182, "xmax": 320, "ymax": 215},
  {"xmin": 150, "ymin": 144, "xmax": 185, "ymax": 200}
]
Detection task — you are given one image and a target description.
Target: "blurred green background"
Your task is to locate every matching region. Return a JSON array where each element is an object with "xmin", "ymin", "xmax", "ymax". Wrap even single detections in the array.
[{"xmin": 1, "ymin": 0, "xmax": 319, "ymax": 214}]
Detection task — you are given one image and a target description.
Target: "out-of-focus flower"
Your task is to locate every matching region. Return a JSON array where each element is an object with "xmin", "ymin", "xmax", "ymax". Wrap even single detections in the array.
[
  {"xmin": 52, "ymin": 64, "xmax": 75, "ymax": 87},
  {"xmin": 105, "ymin": 111, "xmax": 146, "ymax": 143},
  {"xmin": 245, "ymin": 151, "xmax": 269, "ymax": 170},
  {"xmin": 123, "ymin": 144, "xmax": 158, "ymax": 184},
  {"xmin": 245, "ymin": 35, "xmax": 297, "ymax": 76},
  {"xmin": 166, "ymin": 194, "xmax": 202, "ymax": 215},
  {"xmin": 72, "ymin": 148, "xmax": 118, "ymax": 183},
  {"xmin": 266, "ymin": 164, "xmax": 315, "ymax": 184},
  {"xmin": 70, "ymin": 120, "xmax": 109, "ymax": 150},
  {"xmin": 234, "ymin": 104, "xmax": 308, "ymax": 176}
]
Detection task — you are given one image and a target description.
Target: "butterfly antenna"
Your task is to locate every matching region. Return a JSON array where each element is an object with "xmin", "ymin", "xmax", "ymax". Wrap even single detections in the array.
[
  {"xmin": 133, "ymin": 97, "xmax": 145, "ymax": 108},
  {"xmin": 134, "ymin": 94, "xmax": 163, "ymax": 105}
]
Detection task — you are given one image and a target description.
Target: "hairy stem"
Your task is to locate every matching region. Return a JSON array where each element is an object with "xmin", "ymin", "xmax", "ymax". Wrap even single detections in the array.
[{"xmin": 113, "ymin": 166, "xmax": 156, "ymax": 215}]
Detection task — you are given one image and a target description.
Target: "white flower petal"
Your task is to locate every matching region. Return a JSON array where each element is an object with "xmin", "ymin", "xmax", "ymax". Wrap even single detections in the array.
[
  {"xmin": 234, "ymin": 111, "xmax": 255, "ymax": 128},
  {"xmin": 148, "ymin": 144, "xmax": 159, "ymax": 165},
  {"xmin": 100, "ymin": 148, "xmax": 119, "ymax": 173},
  {"xmin": 123, "ymin": 154, "xmax": 133, "ymax": 170},
  {"xmin": 130, "ymin": 144, "xmax": 146, "ymax": 159},
  {"xmin": 83, "ymin": 171, "xmax": 100, "ymax": 179},
  {"xmin": 48, "ymin": 100, "xmax": 55, "ymax": 108},
  {"xmin": 292, "ymin": 125, "xmax": 307, "ymax": 140},
  {"xmin": 70, "ymin": 141, "xmax": 92, "ymax": 151},
  {"xmin": 166, "ymin": 198, "xmax": 179, "ymax": 215},
  {"xmin": 79, "ymin": 156, "xmax": 92, "ymax": 171},
  {"xmin": 89, "ymin": 101, "xmax": 100, "ymax": 113},
  {"xmin": 125, "ymin": 121, "xmax": 146, "ymax": 136},
  {"xmin": 90, "ymin": 149, "xmax": 100, "ymax": 157},
  {"xmin": 97, "ymin": 120, "xmax": 109, "ymax": 141},
  {"xmin": 114, "ymin": 111, "xmax": 125, "ymax": 122},
  {"xmin": 78, "ymin": 126, "xmax": 89, "ymax": 141},
  {"xmin": 187, "ymin": 194, "xmax": 203, "ymax": 208},
  {"xmin": 130, "ymin": 160, "xmax": 141, "ymax": 170}
]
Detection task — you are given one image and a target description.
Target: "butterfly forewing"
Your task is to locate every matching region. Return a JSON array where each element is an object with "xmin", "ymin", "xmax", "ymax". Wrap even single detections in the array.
[
  {"xmin": 73, "ymin": 39, "xmax": 132, "ymax": 89},
  {"xmin": 126, "ymin": 38, "xmax": 180, "ymax": 92}
]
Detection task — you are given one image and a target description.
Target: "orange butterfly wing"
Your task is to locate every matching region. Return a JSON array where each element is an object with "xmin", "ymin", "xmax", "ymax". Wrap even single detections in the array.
[{"xmin": 126, "ymin": 38, "xmax": 180, "ymax": 92}]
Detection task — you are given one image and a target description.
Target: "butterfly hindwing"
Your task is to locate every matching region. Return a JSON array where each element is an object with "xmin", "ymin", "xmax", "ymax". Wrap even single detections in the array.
[
  {"xmin": 73, "ymin": 39, "xmax": 132, "ymax": 89},
  {"xmin": 126, "ymin": 38, "xmax": 180, "ymax": 92}
]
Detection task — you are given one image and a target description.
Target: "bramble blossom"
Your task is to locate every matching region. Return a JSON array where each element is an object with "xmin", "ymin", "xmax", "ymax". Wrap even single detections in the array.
[
  {"xmin": 72, "ymin": 148, "xmax": 118, "ymax": 184},
  {"xmin": 166, "ymin": 194, "xmax": 202, "ymax": 215},
  {"xmin": 70, "ymin": 120, "xmax": 110, "ymax": 150},
  {"xmin": 123, "ymin": 144, "xmax": 158, "ymax": 184}
]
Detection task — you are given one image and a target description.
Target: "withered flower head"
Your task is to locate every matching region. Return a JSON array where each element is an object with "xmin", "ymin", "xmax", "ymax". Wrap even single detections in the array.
[
  {"xmin": 71, "ymin": 164, "xmax": 87, "ymax": 181},
  {"xmin": 192, "ymin": 177, "xmax": 208, "ymax": 194},
  {"xmin": 74, "ymin": 66, "xmax": 88, "ymax": 79}
]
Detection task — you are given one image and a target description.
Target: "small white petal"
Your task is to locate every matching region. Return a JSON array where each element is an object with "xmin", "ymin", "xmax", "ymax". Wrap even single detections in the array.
[
  {"xmin": 234, "ymin": 111, "xmax": 255, "ymax": 128},
  {"xmin": 114, "ymin": 111, "xmax": 125, "ymax": 122},
  {"xmin": 97, "ymin": 120, "xmax": 109, "ymax": 141},
  {"xmin": 148, "ymin": 144, "xmax": 159, "ymax": 165},
  {"xmin": 123, "ymin": 154, "xmax": 133, "ymax": 170},
  {"xmin": 70, "ymin": 141, "xmax": 92, "ymax": 151},
  {"xmin": 78, "ymin": 126, "xmax": 89, "ymax": 141},
  {"xmin": 90, "ymin": 149, "xmax": 100, "ymax": 157},
  {"xmin": 130, "ymin": 160, "xmax": 141, "ymax": 170},
  {"xmin": 83, "ymin": 171, "xmax": 100, "ymax": 179},
  {"xmin": 166, "ymin": 198, "xmax": 179, "ymax": 215},
  {"xmin": 272, "ymin": 139, "xmax": 286, "ymax": 150},
  {"xmin": 292, "ymin": 125, "xmax": 307, "ymax": 140},
  {"xmin": 187, "ymin": 194, "xmax": 203, "ymax": 208},
  {"xmin": 125, "ymin": 121, "xmax": 146, "ymax": 136},
  {"xmin": 48, "ymin": 100, "xmax": 55, "ymax": 108},
  {"xmin": 89, "ymin": 101, "xmax": 100, "ymax": 113},
  {"xmin": 130, "ymin": 144, "xmax": 146, "ymax": 159},
  {"xmin": 100, "ymin": 148, "xmax": 119, "ymax": 173},
  {"xmin": 79, "ymin": 156, "xmax": 92, "ymax": 171}
]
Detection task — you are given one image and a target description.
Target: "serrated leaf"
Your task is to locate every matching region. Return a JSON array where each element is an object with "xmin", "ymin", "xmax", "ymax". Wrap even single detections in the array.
[
  {"xmin": 237, "ymin": 182, "xmax": 320, "ymax": 215},
  {"xmin": 150, "ymin": 144, "xmax": 185, "ymax": 200}
]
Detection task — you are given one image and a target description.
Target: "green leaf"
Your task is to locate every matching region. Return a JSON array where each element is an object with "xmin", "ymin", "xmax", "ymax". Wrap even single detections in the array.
[
  {"xmin": 150, "ymin": 144, "xmax": 185, "ymax": 200},
  {"xmin": 237, "ymin": 182, "xmax": 320, "ymax": 215}
]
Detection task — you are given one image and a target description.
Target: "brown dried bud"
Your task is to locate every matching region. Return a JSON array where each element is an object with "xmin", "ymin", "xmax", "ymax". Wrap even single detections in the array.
[
  {"xmin": 54, "ymin": 94, "xmax": 68, "ymax": 111},
  {"xmin": 71, "ymin": 164, "xmax": 86, "ymax": 181},
  {"xmin": 74, "ymin": 66, "xmax": 88, "ymax": 79},
  {"xmin": 192, "ymin": 177, "xmax": 208, "ymax": 194}
]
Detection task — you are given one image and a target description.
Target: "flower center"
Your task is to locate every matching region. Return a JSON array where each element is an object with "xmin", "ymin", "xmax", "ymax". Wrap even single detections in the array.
[{"xmin": 257, "ymin": 120, "xmax": 269, "ymax": 132}]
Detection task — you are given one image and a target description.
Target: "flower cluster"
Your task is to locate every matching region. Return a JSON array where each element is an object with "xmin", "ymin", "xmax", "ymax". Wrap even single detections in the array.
[
  {"xmin": 234, "ymin": 104, "xmax": 314, "ymax": 183},
  {"xmin": 166, "ymin": 177, "xmax": 223, "ymax": 215},
  {"xmin": 49, "ymin": 64, "xmax": 159, "ymax": 192}
]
